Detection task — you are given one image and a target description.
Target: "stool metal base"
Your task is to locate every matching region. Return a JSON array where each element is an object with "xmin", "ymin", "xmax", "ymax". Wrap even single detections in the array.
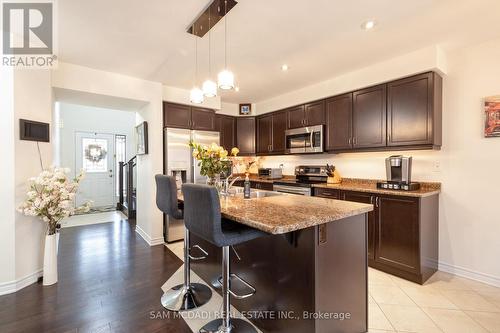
[
  {"xmin": 199, "ymin": 318, "xmax": 257, "ymax": 333},
  {"xmin": 161, "ymin": 283, "xmax": 212, "ymax": 311}
]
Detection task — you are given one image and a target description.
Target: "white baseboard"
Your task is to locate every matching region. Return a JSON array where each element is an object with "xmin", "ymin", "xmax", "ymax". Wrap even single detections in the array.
[
  {"xmin": 135, "ymin": 225, "xmax": 164, "ymax": 246},
  {"xmin": 439, "ymin": 261, "xmax": 500, "ymax": 288},
  {"xmin": 0, "ymin": 269, "xmax": 43, "ymax": 296}
]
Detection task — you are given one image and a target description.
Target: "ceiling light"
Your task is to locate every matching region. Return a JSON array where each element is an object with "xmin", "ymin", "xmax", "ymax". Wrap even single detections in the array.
[
  {"xmin": 281, "ymin": 64, "xmax": 289, "ymax": 71},
  {"xmin": 235, "ymin": 86, "xmax": 240, "ymax": 92},
  {"xmin": 202, "ymin": 79, "xmax": 217, "ymax": 97},
  {"xmin": 218, "ymin": 69, "xmax": 234, "ymax": 90},
  {"xmin": 361, "ymin": 20, "xmax": 377, "ymax": 31},
  {"xmin": 217, "ymin": 1, "xmax": 235, "ymax": 91},
  {"xmin": 190, "ymin": 87, "xmax": 204, "ymax": 104}
]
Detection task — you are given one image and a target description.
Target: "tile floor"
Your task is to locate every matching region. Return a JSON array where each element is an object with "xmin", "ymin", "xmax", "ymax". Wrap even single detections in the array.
[
  {"xmin": 61, "ymin": 210, "xmax": 127, "ymax": 228},
  {"xmin": 166, "ymin": 242, "xmax": 500, "ymax": 333}
]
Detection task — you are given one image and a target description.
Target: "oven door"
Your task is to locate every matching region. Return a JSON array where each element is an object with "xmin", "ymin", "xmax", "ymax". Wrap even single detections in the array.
[{"xmin": 285, "ymin": 125, "xmax": 323, "ymax": 154}]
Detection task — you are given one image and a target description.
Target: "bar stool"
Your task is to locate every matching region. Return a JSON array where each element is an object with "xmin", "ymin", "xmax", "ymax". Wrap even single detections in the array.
[
  {"xmin": 182, "ymin": 183, "xmax": 267, "ymax": 333},
  {"xmin": 155, "ymin": 175, "xmax": 212, "ymax": 311}
]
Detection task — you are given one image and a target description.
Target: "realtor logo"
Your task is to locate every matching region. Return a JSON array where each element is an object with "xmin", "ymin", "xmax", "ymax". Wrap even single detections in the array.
[{"xmin": 1, "ymin": 0, "xmax": 57, "ymax": 68}]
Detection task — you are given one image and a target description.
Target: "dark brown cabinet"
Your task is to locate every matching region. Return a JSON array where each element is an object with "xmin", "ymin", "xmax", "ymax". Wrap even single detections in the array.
[
  {"xmin": 163, "ymin": 102, "xmax": 191, "ymax": 129},
  {"xmin": 215, "ymin": 115, "xmax": 235, "ymax": 151},
  {"xmin": 326, "ymin": 93, "xmax": 353, "ymax": 151},
  {"xmin": 236, "ymin": 117, "xmax": 256, "ymax": 155},
  {"xmin": 163, "ymin": 102, "xmax": 215, "ymax": 130},
  {"xmin": 287, "ymin": 101, "xmax": 325, "ymax": 129},
  {"xmin": 257, "ymin": 111, "xmax": 287, "ymax": 154},
  {"xmin": 375, "ymin": 195, "xmax": 419, "ymax": 274},
  {"xmin": 387, "ymin": 72, "xmax": 442, "ymax": 148},
  {"xmin": 342, "ymin": 191, "xmax": 376, "ymax": 261},
  {"xmin": 316, "ymin": 189, "xmax": 439, "ymax": 284},
  {"xmin": 352, "ymin": 84, "xmax": 387, "ymax": 148},
  {"xmin": 191, "ymin": 107, "xmax": 215, "ymax": 130}
]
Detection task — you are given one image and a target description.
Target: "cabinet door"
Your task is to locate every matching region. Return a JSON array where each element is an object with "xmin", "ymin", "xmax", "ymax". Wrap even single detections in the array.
[
  {"xmin": 236, "ymin": 117, "xmax": 256, "ymax": 155},
  {"xmin": 352, "ymin": 85, "xmax": 387, "ymax": 148},
  {"xmin": 221, "ymin": 116, "xmax": 235, "ymax": 151},
  {"xmin": 191, "ymin": 107, "xmax": 215, "ymax": 131},
  {"xmin": 326, "ymin": 93, "xmax": 353, "ymax": 151},
  {"xmin": 342, "ymin": 191, "xmax": 376, "ymax": 260},
  {"xmin": 214, "ymin": 114, "xmax": 223, "ymax": 132},
  {"xmin": 304, "ymin": 100, "xmax": 325, "ymax": 126},
  {"xmin": 163, "ymin": 102, "xmax": 191, "ymax": 129},
  {"xmin": 271, "ymin": 111, "xmax": 287, "ymax": 153},
  {"xmin": 376, "ymin": 195, "xmax": 419, "ymax": 273},
  {"xmin": 257, "ymin": 115, "xmax": 272, "ymax": 154},
  {"xmin": 287, "ymin": 105, "xmax": 305, "ymax": 129},
  {"xmin": 387, "ymin": 72, "xmax": 434, "ymax": 146}
]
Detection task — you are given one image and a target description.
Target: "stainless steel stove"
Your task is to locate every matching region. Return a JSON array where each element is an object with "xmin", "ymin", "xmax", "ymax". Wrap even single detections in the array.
[{"xmin": 273, "ymin": 165, "xmax": 328, "ymax": 196}]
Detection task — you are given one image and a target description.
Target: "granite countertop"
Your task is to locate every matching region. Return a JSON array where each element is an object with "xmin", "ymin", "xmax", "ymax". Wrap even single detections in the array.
[
  {"xmin": 179, "ymin": 193, "xmax": 373, "ymax": 234},
  {"xmin": 311, "ymin": 179, "xmax": 441, "ymax": 198},
  {"xmin": 239, "ymin": 174, "xmax": 441, "ymax": 198}
]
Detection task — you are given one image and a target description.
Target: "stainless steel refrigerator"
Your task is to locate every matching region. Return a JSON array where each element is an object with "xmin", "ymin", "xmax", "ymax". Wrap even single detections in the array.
[{"xmin": 163, "ymin": 128, "xmax": 220, "ymax": 242}]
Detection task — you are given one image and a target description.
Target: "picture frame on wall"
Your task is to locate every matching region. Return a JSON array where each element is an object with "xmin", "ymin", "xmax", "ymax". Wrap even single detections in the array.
[
  {"xmin": 239, "ymin": 103, "xmax": 251, "ymax": 115},
  {"xmin": 136, "ymin": 121, "xmax": 148, "ymax": 154},
  {"xmin": 484, "ymin": 96, "xmax": 500, "ymax": 137}
]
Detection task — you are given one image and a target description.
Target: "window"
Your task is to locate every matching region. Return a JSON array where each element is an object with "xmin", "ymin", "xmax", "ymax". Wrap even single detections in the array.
[{"xmin": 115, "ymin": 135, "xmax": 126, "ymax": 197}]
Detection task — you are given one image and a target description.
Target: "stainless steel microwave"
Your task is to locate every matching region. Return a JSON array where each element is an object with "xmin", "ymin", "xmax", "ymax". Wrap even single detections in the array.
[{"xmin": 285, "ymin": 125, "xmax": 324, "ymax": 154}]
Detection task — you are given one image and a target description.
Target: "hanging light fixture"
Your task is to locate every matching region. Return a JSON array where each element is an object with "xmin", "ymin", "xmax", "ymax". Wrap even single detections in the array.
[
  {"xmin": 218, "ymin": 0, "xmax": 234, "ymax": 90},
  {"xmin": 190, "ymin": 30, "xmax": 204, "ymax": 104},
  {"xmin": 202, "ymin": 10, "xmax": 217, "ymax": 97}
]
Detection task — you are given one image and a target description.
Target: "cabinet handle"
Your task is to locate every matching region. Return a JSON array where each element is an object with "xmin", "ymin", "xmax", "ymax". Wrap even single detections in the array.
[
  {"xmin": 387, "ymin": 133, "xmax": 391, "ymax": 142},
  {"xmin": 375, "ymin": 197, "xmax": 379, "ymax": 208},
  {"xmin": 348, "ymin": 138, "xmax": 352, "ymax": 145},
  {"xmin": 353, "ymin": 137, "xmax": 357, "ymax": 145}
]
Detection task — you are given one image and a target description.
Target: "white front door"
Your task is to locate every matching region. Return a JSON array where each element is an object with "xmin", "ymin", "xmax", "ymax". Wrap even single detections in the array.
[{"xmin": 75, "ymin": 132, "xmax": 115, "ymax": 208}]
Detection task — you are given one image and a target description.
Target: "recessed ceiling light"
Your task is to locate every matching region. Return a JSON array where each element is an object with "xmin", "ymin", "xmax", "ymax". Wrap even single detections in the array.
[
  {"xmin": 281, "ymin": 64, "xmax": 289, "ymax": 71},
  {"xmin": 361, "ymin": 20, "xmax": 377, "ymax": 31}
]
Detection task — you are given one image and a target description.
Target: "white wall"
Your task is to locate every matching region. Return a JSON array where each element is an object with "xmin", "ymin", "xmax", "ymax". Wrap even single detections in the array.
[
  {"xmin": 58, "ymin": 103, "xmax": 136, "ymax": 176},
  {"xmin": 259, "ymin": 38, "xmax": 500, "ymax": 286},
  {"xmin": 12, "ymin": 69, "xmax": 53, "ymax": 289},
  {"xmin": 0, "ymin": 67, "xmax": 16, "ymax": 288}
]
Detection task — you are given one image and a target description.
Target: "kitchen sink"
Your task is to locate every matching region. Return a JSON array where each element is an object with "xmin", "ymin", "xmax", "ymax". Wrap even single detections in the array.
[{"xmin": 227, "ymin": 187, "xmax": 284, "ymax": 198}]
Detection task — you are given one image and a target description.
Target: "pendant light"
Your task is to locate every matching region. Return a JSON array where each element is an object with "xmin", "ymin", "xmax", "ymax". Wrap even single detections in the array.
[
  {"xmin": 218, "ymin": 0, "xmax": 234, "ymax": 90},
  {"xmin": 202, "ymin": 10, "xmax": 217, "ymax": 97},
  {"xmin": 190, "ymin": 31, "xmax": 204, "ymax": 104}
]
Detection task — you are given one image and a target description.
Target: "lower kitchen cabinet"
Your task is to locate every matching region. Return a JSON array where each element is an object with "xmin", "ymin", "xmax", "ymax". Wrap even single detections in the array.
[
  {"xmin": 320, "ymin": 189, "xmax": 439, "ymax": 284},
  {"xmin": 342, "ymin": 191, "xmax": 376, "ymax": 261}
]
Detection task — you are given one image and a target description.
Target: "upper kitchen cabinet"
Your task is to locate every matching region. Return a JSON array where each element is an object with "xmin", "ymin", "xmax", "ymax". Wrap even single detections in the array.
[
  {"xmin": 236, "ymin": 117, "xmax": 256, "ymax": 155},
  {"xmin": 287, "ymin": 105, "xmax": 306, "ymax": 129},
  {"xmin": 215, "ymin": 114, "xmax": 236, "ymax": 151},
  {"xmin": 191, "ymin": 107, "xmax": 215, "ymax": 131},
  {"xmin": 387, "ymin": 72, "xmax": 442, "ymax": 148},
  {"xmin": 257, "ymin": 111, "xmax": 287, "ymax": 154},
  {"xmin": 352, "ymin": 84, "xmax": 387, "ymax": 149},
  {"xmin": 163, "ymin": 102, "xmax": 215, "ymax": 130},
  {"xmin": 304, "ymin": 100, "xmax": 326, "ymax": 126},
  {"xmin": 286, "ymin": 101, "xmax": 325, "ymax": 129},
  {"xmin": 326, "ymin": 93, "xmax": 353, "ymax": 151},
  {"xmin": 163, "ymin": 102, "xmax": 192, "ymax": 129}
]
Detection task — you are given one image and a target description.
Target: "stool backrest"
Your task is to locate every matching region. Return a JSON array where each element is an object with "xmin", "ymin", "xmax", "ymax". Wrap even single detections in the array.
[
  {"xmin": 182, "ymin": 183, "xmax": 222, "ymax": 246},
  {"xmin": 155, "ymin": 175, "xmax": 183, "ymax": 219}
]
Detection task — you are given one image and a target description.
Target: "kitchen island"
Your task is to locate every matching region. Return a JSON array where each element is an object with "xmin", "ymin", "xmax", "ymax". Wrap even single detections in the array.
[{"xmin": 182, "ymin": 191, "xmax": 373, "ymax": 333}]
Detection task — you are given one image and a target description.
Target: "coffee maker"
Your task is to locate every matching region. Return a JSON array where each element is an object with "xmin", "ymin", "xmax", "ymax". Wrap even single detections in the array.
[{"xmin": 377, "ymin": 155, "xmax": 420, "ymax": 191}]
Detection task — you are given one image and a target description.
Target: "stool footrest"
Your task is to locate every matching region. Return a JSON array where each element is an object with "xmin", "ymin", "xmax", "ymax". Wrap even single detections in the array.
[
  {"xmin": 218, "ymin": 273, "xmax": 256, "ymax": 299},
  {"xmin": 188, "ymin": 244, "xmax": 208, "ymax": 261}
]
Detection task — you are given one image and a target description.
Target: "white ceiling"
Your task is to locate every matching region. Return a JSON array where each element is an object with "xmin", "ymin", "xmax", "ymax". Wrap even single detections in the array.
[{"xmin": 58, "ymin": 0, "xmax": 500, "ymax": 104}]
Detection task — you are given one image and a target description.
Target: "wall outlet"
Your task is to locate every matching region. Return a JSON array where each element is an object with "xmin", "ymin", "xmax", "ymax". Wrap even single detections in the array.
[{"xmin": 432, "ymin": 161, "xmax": 441, "ymax": 172}]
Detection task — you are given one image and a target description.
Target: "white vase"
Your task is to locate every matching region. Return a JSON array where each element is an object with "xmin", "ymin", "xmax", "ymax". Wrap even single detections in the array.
[{"xmin": 43, "ymin": 233, "xmax": 58, "ymax": 286}]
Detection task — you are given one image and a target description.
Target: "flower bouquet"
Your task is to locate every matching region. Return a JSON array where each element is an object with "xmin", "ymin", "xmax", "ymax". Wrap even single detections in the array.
[
  {"xmin": 17, "ymin": 167, "xmax": 91, "ymax": 285},
  {"xmin": 189, "ymin": 142, "xmax": 239, "ymax": 186}
]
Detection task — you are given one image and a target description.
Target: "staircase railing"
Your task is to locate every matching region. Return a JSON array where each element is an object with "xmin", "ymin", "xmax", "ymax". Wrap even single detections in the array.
[{"xmin": 118, "ymin": 155, "xmax": 137, "ymax": 218}]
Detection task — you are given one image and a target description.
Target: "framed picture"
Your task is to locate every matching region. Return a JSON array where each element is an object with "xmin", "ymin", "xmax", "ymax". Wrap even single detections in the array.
[
  {"xmin": 484, "ymin": 96, "xmax": 500, "ymax": 137},
  {"xmin": 136, "ymin": 121, "xmax": 148, "ymax": 154},
  {"xmin": 239, "ymin": 103, "xmax": 251, "ymax": 115}
]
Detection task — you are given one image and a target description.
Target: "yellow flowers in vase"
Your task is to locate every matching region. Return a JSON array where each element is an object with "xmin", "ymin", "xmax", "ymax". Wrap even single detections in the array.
[{"xmin": 189, "ymin": 142, "xmax": 239, "ymax": 185}]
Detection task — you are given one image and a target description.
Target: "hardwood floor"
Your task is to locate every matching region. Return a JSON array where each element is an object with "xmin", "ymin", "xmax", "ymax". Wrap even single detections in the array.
[{"xmin": 0, "ymin": 219, "xmax": 191, "ymax": 333}]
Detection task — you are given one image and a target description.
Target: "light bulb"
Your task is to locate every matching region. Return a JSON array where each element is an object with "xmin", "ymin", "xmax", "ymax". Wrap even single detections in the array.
[
  {"xmin": 218, "ymin": 69, "xmax": 235, "ymax": 90},
  {"xmin": 190, "ymin": 87, "xmax": 204, "ymax": 104},
  {"xmin": 202, "ymin": 79, "xmax": 217, "ymax": 97}
]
